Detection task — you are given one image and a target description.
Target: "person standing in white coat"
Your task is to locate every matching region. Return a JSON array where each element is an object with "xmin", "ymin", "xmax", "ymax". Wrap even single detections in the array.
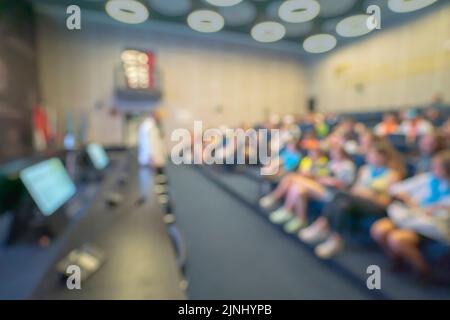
[{"xmin": 138, "ymin": 112, "xmax": 166, "ymax": 169}]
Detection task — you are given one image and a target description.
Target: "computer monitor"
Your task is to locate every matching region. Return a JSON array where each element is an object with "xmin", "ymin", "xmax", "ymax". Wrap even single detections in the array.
[
  {"xmin": 86, "ymin": 143, "xmax": 110, "ymax": 171},
  {"xmin": 19, "ymin": 158, "xmax": 76, "ymax": 216}
]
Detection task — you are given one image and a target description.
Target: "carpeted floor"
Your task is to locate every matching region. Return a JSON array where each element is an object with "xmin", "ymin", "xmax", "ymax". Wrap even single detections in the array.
[{"xmin": 167, "ymin": 164, "xmax": 450, "ymax": 300}]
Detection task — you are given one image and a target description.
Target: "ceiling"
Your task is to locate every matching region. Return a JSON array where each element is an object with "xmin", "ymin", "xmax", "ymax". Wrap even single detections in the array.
[{"xmin": 29, "ymin": 0, "xmax": 445, "ymax": 53}]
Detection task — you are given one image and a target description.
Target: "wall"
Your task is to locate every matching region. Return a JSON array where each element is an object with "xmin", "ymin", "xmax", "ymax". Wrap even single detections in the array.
[
  {"xmin": 36, "ymin": 3, "xmax": 450, "ymax": 147},
  {"xmin": 307, "ymin": 4, "xmax": 450, "ymax": 112},
  {"xmin": 35, "ymin": 6, "xmax": 306, "ymax": 147},
  {"xmin": 0, "ymin": 2, "xmax": 38, "ymax": 163}
]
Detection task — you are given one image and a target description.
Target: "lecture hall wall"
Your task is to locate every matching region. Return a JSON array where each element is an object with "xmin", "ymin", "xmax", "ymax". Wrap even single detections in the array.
[
  {"xmin": 307, "ymin": 4, "xmax": 450, "ymax": 112},
  {"xmin": 35, "ymin": 6, "xmax": 306, "ymax": 147},
  {"xmin": 35, "ymin": 3, "xmax": 450, "ymax": 147}
]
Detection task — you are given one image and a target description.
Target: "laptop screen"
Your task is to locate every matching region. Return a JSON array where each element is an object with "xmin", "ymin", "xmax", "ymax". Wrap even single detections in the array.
[
  {"xmin": 19, "ymin": 158, "xmax": 76, "ymax": 216},
  {"xmin": 86, "ymin": 144, "xmax": 110, "ymax": 170}
]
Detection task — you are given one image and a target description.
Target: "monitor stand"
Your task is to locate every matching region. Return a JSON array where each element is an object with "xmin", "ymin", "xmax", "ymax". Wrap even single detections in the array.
[
  {"xmin": 74, "ymin": 150, "xmax": 104, "ymax": 184},
  {"xmin": 6, "ymin": 196, "xmax": 69, "ymax": 245},
  {"xmin": 81, "ymin": 168, "xmax": 104, "ymax": 183}
]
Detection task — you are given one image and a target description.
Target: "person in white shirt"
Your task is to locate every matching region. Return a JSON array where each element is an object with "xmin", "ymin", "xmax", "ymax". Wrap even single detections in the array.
[
  {"xmin": 371, "ymin": 150, "xmax": 450, "ymax": 280},
  {"xmin": 399, "ymin": 109, "xmax": 433, "ymax": 143},
  {"xmin": 138, "ymin": 112, "xmax": 166, "ymax": 169}
]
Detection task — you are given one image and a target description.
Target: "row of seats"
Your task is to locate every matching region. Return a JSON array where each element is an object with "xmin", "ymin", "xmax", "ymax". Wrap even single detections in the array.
[{"xmin": 208, "ymin": 106, "xmax": 450, "ymax": 285}]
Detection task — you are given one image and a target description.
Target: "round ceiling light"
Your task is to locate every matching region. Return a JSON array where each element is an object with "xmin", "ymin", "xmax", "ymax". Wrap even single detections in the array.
[
  {"xmin": 105, "ymin": 0, "xmax": 149, "ymax": 24},
  {"xmin": 148, "ymin": 0, "xmax": 192, "ymax": 17},
  {"xmin": 303, "ymin": 33, "xmax": 337, "ymax": 53},
  {"xmin": 206, "ymin": 0, "xmax": 243, "ymax": 7},
  {"xmin": 187, "ymin": 10, "xmax": 225, "ymax": 33},
  {"xmin": 278, "ymin": 0, "xmax": 320, "ymax": 23},
  {"xmin": 251, "ymin": 21, "xmax": 286, "ymax": 43},
  {"xmin": 336, "ymin": 14, "xmax": 373, "ymax": 38},
  {"xmin": 388, "ymin": 0, "xmax": 438, "ymax": 13}
]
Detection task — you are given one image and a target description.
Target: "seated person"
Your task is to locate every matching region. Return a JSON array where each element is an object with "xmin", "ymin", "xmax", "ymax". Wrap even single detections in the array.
[
  {"xmin": 300, "ymin": 130, "xmax": 320, "ymax": 151},
  {"xmin": 333, "ymin": 116, "xmax": 359, "ymax": 142},
  {"xmin": 313, "ymin": 113, "xmax": 330, "ymax": 139},
  {"xmin": 374, "ymin": 112, "xmax": 400, "ymax": 137},
  {"xmin": 400, "ymin": 109, "xmax": 434, "ymax": 144},
  {"xmin": 259, "ymin": 145, "xmax": 328, "ymax": 206},
  {"xmin": 269, "ymin": 117, "xmax": 300, "ymax": 156},
  {"xmin": 330, "ymin": 129, "xmax": 378, "ymax": 161},
  {"xmin": 260, "ymin": 146, "xmax": 356, "ymax": 234},
  {"xmin": 282, "ymin": 114, "xmax": 302, "ymax": 141},
  {"xmin": 299, "ymin": 141, "xmax": 405, "ymax": 259},
  {"xmin": 350, "ymin": 130, "xmax": 378, "ymax": 156},
  {"xmin": 424, "ymin": 108, "xmax": 443, "ymax": 127},
  {"xmin": 354, "ymin": 122, "xmax": 368, "ymax": 137},
  {"xmin": 370, "ymin": 150, "xmax": 450, "ymax": 280},
  {"xmin": 414, "ymin": 131, "xmax": 444, "ymax": 174},
  {"xmin": 325, "ymin": 119, "xmax": 365, "ymax": 156},
  {"xmin": 261, "ymin": 139, "xmax": 302, "ymax": 179},
  {"xmin": 428, "ymin": 93, "xmax": 446, "ymax": 110},
  {"xmin": 325, "ymin": 112, "xmax": 339, "ymax": 128}
]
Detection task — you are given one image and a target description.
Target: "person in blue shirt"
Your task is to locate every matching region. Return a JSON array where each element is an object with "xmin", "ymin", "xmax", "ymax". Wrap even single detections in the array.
[
  {"xmin": 371, "ymin": 150, "xmax": 450, "ymax": 281},
  {"xmin": 260, "ymin": 138, "xmax": 302, "ymax": 179},
  {"xmin": 279, "ymin": 140, "xmax": 302, "ymax": 173}
]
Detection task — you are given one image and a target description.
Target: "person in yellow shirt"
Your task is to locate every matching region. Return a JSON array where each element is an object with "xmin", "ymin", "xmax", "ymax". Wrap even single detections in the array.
[
  {"xmin": 297, "ymin": 148, "xmax": 329, "ymax": 179},
  {"xmin": 259, "ymin": 146, "xmax": 329, "ymax": 230}
]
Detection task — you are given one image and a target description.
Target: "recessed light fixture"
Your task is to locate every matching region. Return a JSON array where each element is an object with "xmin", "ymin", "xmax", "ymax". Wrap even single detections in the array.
[
  {"xmin": 187, "ymin": 10, "xmax": 225, "ymax": 33},
  {"xmin": 303, "ymin": 33, "xmax": 337, "ymax": 53},
  {"xmin": 336, "ymin": 14, "xmax": 373, "ymax": 38},
  {"xmin": 279, "ymin": 0, "xmax": 320, "ymax": 23},
  {"xmin": 388, "ymin": 0, "xmax": 438, "ymax": 13},
  {"xmin": 105, "ymin": 0, "xmax": 149, "ymax": 24},
  {"xmin": 251, "ymin": 21, "xmax": 286, "ymax": 43},
  {"xmin": 206, "ymin": 0, "xmax": 243, "ymax": 7}
]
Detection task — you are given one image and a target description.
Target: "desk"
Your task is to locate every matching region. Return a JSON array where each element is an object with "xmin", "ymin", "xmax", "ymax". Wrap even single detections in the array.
[{"xmin": 31, "ymin": 151, "xmax": 185, "ymax": 299}]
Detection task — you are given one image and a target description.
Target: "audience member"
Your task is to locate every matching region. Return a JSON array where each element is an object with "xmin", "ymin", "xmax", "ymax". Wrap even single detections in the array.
[
  {"xmin": 299, "ymin": 141, "xmax": 405, "ymax": 259},
  {"xmin": 371, "ymin": 150, "xmax": 450, "ymax": 280},
  {"xmin": 414, "ymin": 131, "xmax": 445, "ymax": 174},
  {"xmin": 400, "ymin": 109, "xmax": 433, "ymax": 143},
  {"xmin": 374, "ymin": 112, "xmax": 400, "ymax": 136},
  {"xmin": 260, "ymin": 146, "xmax": 355, "ymax": 234}
]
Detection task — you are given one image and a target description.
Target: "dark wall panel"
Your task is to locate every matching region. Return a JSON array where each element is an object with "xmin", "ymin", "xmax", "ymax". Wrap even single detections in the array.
[{"xmin": 0, "ymin": 1, "xmax": 38, "ymax": 163}]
